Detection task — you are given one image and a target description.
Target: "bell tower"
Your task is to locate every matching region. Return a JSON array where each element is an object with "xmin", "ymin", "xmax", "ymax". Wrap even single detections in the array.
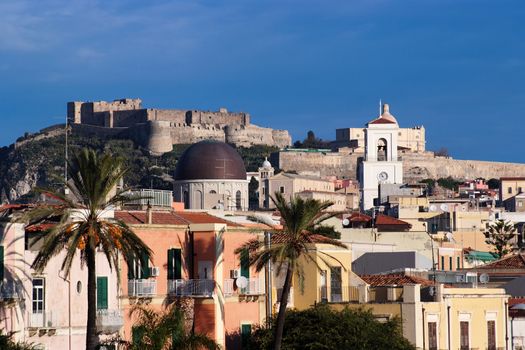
[{"xmin": 359, "ymin": 103, "xmax": 404, "ymax": 210}]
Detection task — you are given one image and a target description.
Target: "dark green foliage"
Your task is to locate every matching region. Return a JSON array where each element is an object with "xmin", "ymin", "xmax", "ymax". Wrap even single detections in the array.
[
  {"xmin": 249, "ymin": 305, "xmax": 414, "ymax": 350},
  {"xmin": 0, "ymin": 331, "xmax": 36, "ymax": 350},
  {"xmin": 487, "ymin": 178, "xmax": 500, "ymax": 190},
  {"xmin": 236, "ymin": 145, "xmax": 279, "ymax": 172},
  {"xmin": 311, "ymin": 224, "xmax": 341, "ymax": 239},
  {"xmin": 420, "ymin": 178, "xmax": 436, "ymax": 195},
  {"xmin": 293, "ymin": 130, "xmax": 332, "ymax": 149},
  {"xmin": 437, "ymin": 176, "xmax": 462, "ymax": 191}
]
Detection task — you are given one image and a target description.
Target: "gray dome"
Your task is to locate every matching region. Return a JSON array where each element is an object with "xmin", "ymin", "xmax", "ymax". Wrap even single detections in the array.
[{"xmin": 174, "ymin": 140, "xmax": 247, "ymax": 181}]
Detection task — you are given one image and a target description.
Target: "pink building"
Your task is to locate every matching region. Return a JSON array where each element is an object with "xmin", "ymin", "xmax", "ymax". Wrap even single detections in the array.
[
  {"xmin": 115, "ymin": 209, "xmax": 266, "ymax": 349},
  {"xmin": 0, "ymin": 206, "xmax": 122, "ymax": 350}
]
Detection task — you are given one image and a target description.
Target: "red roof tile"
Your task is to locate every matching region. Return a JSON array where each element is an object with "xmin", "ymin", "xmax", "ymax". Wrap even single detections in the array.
[
  {"xmin": 347, "ymin": 212, "xmax": 372, "ymax": 222},
  {"xmin": 360, "ymin": 273, "xmax": 435, "ymax": 287},
  {"xmin": 114, "ymin": 211, "xmax": 241, "ymax": 227},
  {"xmin": 375, "ymin": 214, "xmax": 412, "ymax": 227},
  {"xmin": 476, "ymin": 253, "xmax": 525, "ymax": 269}
]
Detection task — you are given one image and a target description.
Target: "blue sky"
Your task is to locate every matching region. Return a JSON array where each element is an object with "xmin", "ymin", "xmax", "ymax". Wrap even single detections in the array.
[{"xmin": 0, "ymin": 0, "xmax": 524, "ymax": 162}]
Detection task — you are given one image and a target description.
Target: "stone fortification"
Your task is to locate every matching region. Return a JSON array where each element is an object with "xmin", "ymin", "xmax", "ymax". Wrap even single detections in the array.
[
  {"xmin": 67, "ymin": 98, "xmax": 291, "ymax": 153},
  {"xmin": 273, "ymin": 149, "xmax": 525, "ymax": 181}
]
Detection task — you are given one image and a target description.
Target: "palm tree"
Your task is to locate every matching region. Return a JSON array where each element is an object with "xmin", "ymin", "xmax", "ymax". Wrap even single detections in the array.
[
  {"xmin": 235, "ymin": 192, "xmax": 347, "ymax": 350},
  {"xmin": 484, "ymin": 219, "xmax": 518, "ymax": 257},
  {"xmin": 17, "ymin": 149, "xmax": 152, "ymax": 350},
  {"xmin": 127, "ymin": 304, "xmax": 219, "ymax": 350}
]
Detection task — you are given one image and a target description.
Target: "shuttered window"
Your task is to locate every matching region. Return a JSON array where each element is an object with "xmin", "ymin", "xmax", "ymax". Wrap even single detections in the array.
[
  {"xmin": 428, "ymin": 322, "xmax": 437, "ymax": 350},
  {"xmin": 460, "ymin": 321, "xmax": 469, "ymax": 350},
  {"xmin": 240, "ymin": 248, "xmax": 250, "ymax": 278},
  {"xmin": 241, "ymin": 323, "xmax": 251, "ymax": 349},
  {"xmin": 487, "ymin": 320, "xmax": 496, "ymax": 350},
  {"xmin": 97, "ymin": 276, "xmax": 108, "ymax": 310},
  {"xmin": 127, "ymin": 252, "xmax": 151, "ymax": 280},
  {"xmin": 167, "ymin": 248, "xmax": 182, "ymax": 280}
]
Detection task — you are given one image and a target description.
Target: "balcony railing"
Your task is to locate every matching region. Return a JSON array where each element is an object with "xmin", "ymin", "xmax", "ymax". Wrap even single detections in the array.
[
  {"xmin": 29, "ymin": 311, "xmax": 56, "ymax": 328},
  {"xmin": 318, "ymin": 286, "xmax": 359, "ymax": 303},
  {"xmin": 0, "ymin": 281, "xmax": 23, "ymax": 300},
  {"xmin": 96, "ymin": 309, "xmax": 123, "ymax": 334},
  {"xmin": 128, "ymin": 279, "xmax": 157, "ymax": 297},
  {"xmin": 223, "ymin": 278, "xmax": 265, "ymax": 296},
  {"xmin": 168, "ymin": 279, "xmax": 215, "ymax": 297}
]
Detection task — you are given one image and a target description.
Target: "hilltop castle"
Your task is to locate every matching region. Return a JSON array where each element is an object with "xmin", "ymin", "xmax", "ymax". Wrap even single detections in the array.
[{"xmin": 67, "ymin": 98, "xmax": 291, "ymax": 154}]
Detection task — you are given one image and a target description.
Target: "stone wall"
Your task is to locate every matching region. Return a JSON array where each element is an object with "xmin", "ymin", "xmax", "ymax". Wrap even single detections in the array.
[{"xmin": 273, "ymin": 149, "xmax": 525, "ymax": 181}]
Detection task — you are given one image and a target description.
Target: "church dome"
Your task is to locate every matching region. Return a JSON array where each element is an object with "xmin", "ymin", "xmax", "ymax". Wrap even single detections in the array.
[
  {"xmin": 368, "ymin": 103, "xmax": 398, "ymax": 125},
  {"xmin": 262, "ymin": 157, "xmax": 272, "ymax": 168},
  {"xmin": 174, "ymin": 140, "xmax": 247, "ymax": 181}
]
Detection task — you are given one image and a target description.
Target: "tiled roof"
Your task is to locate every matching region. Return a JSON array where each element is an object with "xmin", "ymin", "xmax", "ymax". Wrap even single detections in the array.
[
  {"xmin": 476, "ymin": 253, "xmax": 525, "ymax": 270},
  {"xmin": 347, "ymin": 212, "xmax": 372, "ymax": 222},
  {"xmin": 375, "ymin": 214, "xmax": 411, "ymax": 227},
  {"xmin": 360, "ymin": 273, "xmax": 435, "ymax": 287},
  {"xmin": 114, "ymin": 211, "xmax": 241, "ymax": 227}
]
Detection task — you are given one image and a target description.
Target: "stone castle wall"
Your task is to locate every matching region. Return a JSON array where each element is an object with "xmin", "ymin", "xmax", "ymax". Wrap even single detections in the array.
[{"xmin": 273, "ymin": 150, "xmax": 525, "ymax": 181}]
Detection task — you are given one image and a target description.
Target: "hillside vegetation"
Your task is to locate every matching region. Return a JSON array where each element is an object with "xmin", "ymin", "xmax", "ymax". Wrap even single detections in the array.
[{"xmin": 0, "ymin": 131, "xmax": 277, "ymax": 202}]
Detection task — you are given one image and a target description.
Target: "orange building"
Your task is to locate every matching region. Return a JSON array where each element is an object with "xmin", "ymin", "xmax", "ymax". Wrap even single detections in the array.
[{"xmin": 115, "ymin": 209, "xmax": 266, "ymax": 349}]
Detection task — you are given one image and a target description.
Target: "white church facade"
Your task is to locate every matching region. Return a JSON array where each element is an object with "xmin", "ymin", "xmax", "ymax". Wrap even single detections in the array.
[{"xmin": 359, "ymin": 103, "xmax": 404, "ymax": 210}]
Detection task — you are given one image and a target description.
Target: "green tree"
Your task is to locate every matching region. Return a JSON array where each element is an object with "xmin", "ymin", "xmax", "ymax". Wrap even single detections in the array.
[
  {"xmin": 17, "ymin": 149, "xmax": 152, "ymax": 350},
  {"xmin": 484, "ymin": 219, "xmax": 517, "ymax": 257},
  {"xmin": 126, "ymin": 304, "xmax": 219, "ymax": 350},
  {"xmin": 437, "ymin": 176, "xmax": 461, "ymax": 191},
  {"xmin": 235, "ymin": 192, "xmax": 347, "ymax": 350},
  {"xmin": 487, "ymin": 178, "xmax": 500, "ymax": 190},
  {"xmin": 248, "ymin": 305, "xmax": 414, "ymax": 350}
]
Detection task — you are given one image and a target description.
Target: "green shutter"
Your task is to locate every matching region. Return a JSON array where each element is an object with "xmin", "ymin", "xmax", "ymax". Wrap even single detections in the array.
[
  {"xmin": 240, "ymin": 249, "xmax": 249, "ymax": 278},
  {"xmin": 97, "ymin": 277, "xmax": 108, "ymax": 310},
  {"xmin": 127, "ymin": 259, "xmax": 135, "ymax": 280},
  {"xmin": 174, "ymin": 249, "xmax": 182, "ymax": 279},
  {"xmin": 141, "ymin": 251, "xmax": 150, "ymax": 279},
  {"xmin": 241, "ymin": 324, "xmax": 251, "ymax": 349},
  {"xmin": 0, "ymin": 246, "xmax": 4, "ymax": 281},
  {"xmin": 167, "ymin": 249, "xmax": 174, "ymax": 280}
]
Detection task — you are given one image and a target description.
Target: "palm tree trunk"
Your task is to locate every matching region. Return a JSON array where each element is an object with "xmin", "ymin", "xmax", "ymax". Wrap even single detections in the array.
[
  {"xmin": 86, "ymin": 246, "xmax": 98, "ymax": 350},
  {"xmin": 274, "ymin": 265, "xmax": 293, "ymax": 350}
]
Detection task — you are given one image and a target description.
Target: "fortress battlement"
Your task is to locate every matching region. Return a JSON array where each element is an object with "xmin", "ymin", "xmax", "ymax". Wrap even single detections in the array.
[{"xmin": 67, "ymin": 98, "xmax": 291, "ymax": 153}]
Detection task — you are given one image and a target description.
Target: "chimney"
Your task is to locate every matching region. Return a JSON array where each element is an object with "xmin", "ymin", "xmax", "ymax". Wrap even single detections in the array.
[{"xmin": 146, "ymin": 201, "xmax": 153, "ymax": 225}]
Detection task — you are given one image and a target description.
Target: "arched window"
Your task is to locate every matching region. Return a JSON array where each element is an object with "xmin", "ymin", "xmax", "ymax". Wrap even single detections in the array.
[
  {"xmin": 236, "ymin": 190, "xmax": 242, "ymax": 211},
  {"xmin": 209, "ymin": 190, "xmax": 217, "ymax": 194},
  {"xmin": 377, "ymin": 138, "xmax": 388, "ymax": 161}
]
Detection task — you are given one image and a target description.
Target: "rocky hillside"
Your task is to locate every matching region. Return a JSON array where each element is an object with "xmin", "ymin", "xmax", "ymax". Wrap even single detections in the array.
[{"xmin": 0, "ymin": 128, "xmax": 276, "ymax": 203}]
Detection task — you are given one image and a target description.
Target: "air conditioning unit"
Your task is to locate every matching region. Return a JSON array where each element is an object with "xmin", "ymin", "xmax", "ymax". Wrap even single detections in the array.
[
  {"xmin": 149, "ymin": 267, "xmax": 160, "ymax": 277},
  {"xmin": 230, "ymin": 269, "xmax": 240, "ymax": 279}
]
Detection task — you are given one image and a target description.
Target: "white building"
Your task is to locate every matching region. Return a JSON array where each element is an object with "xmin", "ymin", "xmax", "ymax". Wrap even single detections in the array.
[{"xmin": 359, "ymin": 103, "xmax": 404, "ymax": 210}]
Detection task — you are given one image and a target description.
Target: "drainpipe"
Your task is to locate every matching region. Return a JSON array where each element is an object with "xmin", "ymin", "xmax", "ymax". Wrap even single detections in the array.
[
  {"xmin": 506, "ymin": 301, "xmax": 509, "ymax": 350},
  {"xmin": 146, "ymin": 202, "xmax": 152, "ymax": 225},
  {"xmin": 447, "ymin": 305, "xmax": 451, "ymax": 350},
  {"xmin": 59, "ymin": 271, "xmax": 71, "ymax": 350},
  {"xmin": 422, "ymin": 307, "xmax": 426, "ymax": 350}
]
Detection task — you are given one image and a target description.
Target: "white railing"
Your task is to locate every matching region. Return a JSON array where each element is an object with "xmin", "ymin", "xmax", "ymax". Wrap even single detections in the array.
[
  {"xmin": 96, "ymin": 309, "xmax": 123, "ymax": 334},
  {"xmin": 168, "ymin": 279, "xmax": 215, "ymax": 297},
  {"xmin": 128, "ymin": 279, "xmax": 157, "ymax": 297},
  {"xmin": 126, "ymin": 189, "xmax": 173, "ymax": 208},
  {"xmin": 29, "ymin": 311, "xmax": 56, "ymax": 328},
  {"xmin": 223, "ymin": 278, "xmax": 265, "ymax": 296},
  {"xmin": 0, "ymin": 281, "xmax": 22, "ymax": 300}
]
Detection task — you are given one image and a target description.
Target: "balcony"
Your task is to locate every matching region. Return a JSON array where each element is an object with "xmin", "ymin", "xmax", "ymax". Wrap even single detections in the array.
[
  {"xmin": 223, "ymin": 278, "xmax": 265, "ymax": 296},
  {"xmin": 168, "ymin": 279, "xmax": 215, "ymax": 297},
  {"xmin": 0, "ymin": 281, "xmax": 23, "ymax": 301},
  {"xmin": 128, "ymin": 279, "xmax": 157, "ymax": 297},
  {"xmin": 319, "ymin": 286, "xmax": 360, "ymax": 303},
  {"xmin": 29, "ymin": 311, "xmax": 56, "ymax": 329},
  {"xmin": 96, "ymin": 309, "xmax": 123, "ymax": 334}
]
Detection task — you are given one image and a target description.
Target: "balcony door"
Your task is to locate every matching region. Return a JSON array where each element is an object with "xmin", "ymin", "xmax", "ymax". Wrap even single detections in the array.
[
  {"xmin": 330, "ymin": 267, "xmax": 342, "ymax": 302},
  {"xmin": 97, "ymin": 276, "xmax": 108, "ymax": 310},
  {"xmin": 198, "ymin": 261, "xmax": 213, "ymax": 295},
  {"xmin": 32, "ymin": 278, "xmax": 45, "ymax": 327}
]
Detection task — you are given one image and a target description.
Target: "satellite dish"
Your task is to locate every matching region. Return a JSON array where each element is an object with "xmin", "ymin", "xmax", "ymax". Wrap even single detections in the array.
[
  {"xmin": 479, "ymin": 273, "xmax": 489, "ymax": 284},
  {"xmin": 445, "ymin": 232, "xmax": 455, "ymax": 243},
  {"xmin": 342, "ymin": 218, "xmax": 350, "ymax": 227},
  {"xmin": 440, "ymin": 204, "xmax": 449, "ymax": 211},
  {"xmin": 429, "ymin": 205, "xmax": 437, "ymax": 212},
  {"xmin": 235, "ymin": 276, "xmax": 248, "ymax": 289}
]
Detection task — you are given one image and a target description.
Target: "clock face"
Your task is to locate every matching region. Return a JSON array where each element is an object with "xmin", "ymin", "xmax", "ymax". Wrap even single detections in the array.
[{"xmin": 378, "ymin": 171, "xmax": 389, "ymax": 181}]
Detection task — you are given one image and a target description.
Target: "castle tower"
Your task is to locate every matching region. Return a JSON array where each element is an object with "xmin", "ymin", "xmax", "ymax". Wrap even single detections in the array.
[
  {"xmin": 359, "ymin": 103, "xmax": 403, "ymax": 210},
  {"xmin": 258, "ymin": 157, "xmax": 274, "ymax": 209}
]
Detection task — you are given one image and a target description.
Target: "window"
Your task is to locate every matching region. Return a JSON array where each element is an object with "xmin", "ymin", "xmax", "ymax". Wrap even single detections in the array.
[
  {"xmin": 236, "ymin": 191, "xmax": 242, "ymax": 211},
  {"xmin": 519, "ymin": 187, "xmax": 523, "ymax": 193},
  {"xmin": 241, "ymin": 323, "xmax": 252, "ymax": 349},
  {"xmin": 460, "ymin": 321, "xmax": 469, "ymax": 350},
  {"xmin": 487, "ymin": 320, "xmax": 496, "ymax": 350},
  {"xmin": 449, "ymin": 257, "xmax": 453, "ymax": 271},
  {"xmin": 32, "ymin": 278, "xmax": 45, "ymax": 314},
  {"xmin": 441, "ymin": 256, "xmax": 445, "ymax": 270},
  {"xmin": 457, "ymin": 256, "xmax": 461, "ymax": 269},
  {"xmin": 128, "ymin": 252, "xmax": 150, "ymax": 280},
  {"xmin": 209, "ymin": 190, "xmax": 217, "ymax": 194},
  {"xmin": 330, "ymin": 267, "xmax": 342, "ymax": 302},
  {"xmin": 508, "ymin": 187, "xmax": 513, "ymax": 194},
  {"xmin": 240, "ymin": 249, "xmax": 250, "ymax": 279},
  {"xmin": 428, "ymin": 322, "xmax": 437, "ymax": 350},
  {"xmin": 262, "ymin": 187, "xmax": 266, "ymax": 195},
  {"xmin": 280, "ymin": 186, "xmax": 285, "ymax": 194},
  {"xmin": 167, "ymin": 248, "xmax": 182, "ymax": 280},
  {"xmin": 97, "ymin": 276, "xmax": 108, "ymax": 310}
]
